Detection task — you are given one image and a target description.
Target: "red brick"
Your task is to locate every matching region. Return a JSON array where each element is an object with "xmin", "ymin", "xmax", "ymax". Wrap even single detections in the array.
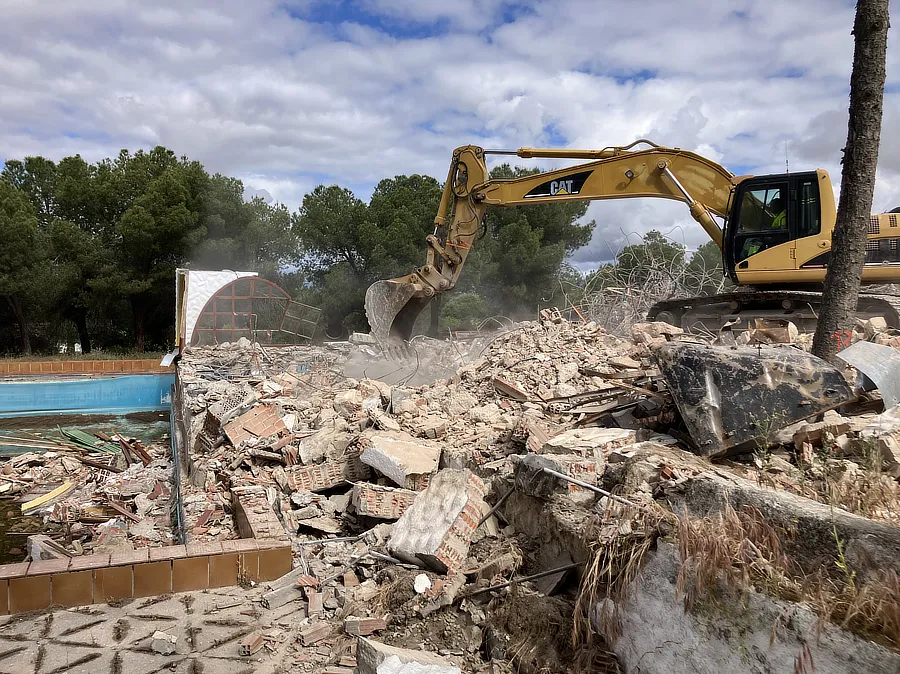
[
  {"xmin": 28, "ymin": 558, "xmax": 70, "ymax": 576},
  {"xmin": 0, "ymin": 562, "xmax": 29, "ymax": 579},
  {"xmin": 220, "ymin": 538, "xmax": 259, "ymax": 553},
  {"xmin": 68, "ymin": 554, "xmax": 110, "ymax": 571},
  {"xmin": 149, "ymin": 545, "xmax": 186, "ymax": 562},
  {"xmin": 186, "ymin": 541, "xmax": 223, "ymax": 557},
  {"xmin": 110, "ymin": 548, "xmax": 150, "ymax": 566}
]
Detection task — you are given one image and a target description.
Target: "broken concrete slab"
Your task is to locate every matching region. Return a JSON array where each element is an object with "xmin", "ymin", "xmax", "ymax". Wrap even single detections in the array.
[
  {"xmin": 359, "ymin": 431, "xmax": 440, "ymax": 490},
  {"xmin": 610, "ymin": 542, "xmax": 900, "ymax": 674},
  {"xmin": 388, "ymin": 469, "xmax": 487, "ymax": 573},
  {"xmin": 356, "ymin": 638, "xmax": 461, "ymax": 674},
  {"xmin": 542, "ymin": 427, "xmax": 635, "ymax": 459},
  {"xmin": 664, "ymin": 469, "xmax": 900, "ymax": 579},
  {"xmin": 631, "ymin": 321, "xmax": 683, "ymax": 346},
  {"xmin": 655, "ymin": 342, "xmax": 855, "ymax": 457}
]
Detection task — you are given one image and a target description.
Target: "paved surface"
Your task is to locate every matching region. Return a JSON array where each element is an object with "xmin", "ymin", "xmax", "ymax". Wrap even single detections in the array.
[{"xmin": 0, "ymin": 585, "xmax": 326, "ymax": 674}]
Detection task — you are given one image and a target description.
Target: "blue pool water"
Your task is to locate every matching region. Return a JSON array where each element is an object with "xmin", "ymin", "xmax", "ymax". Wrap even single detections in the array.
[{"xmin": 0, "ymin": 374, "xmax": 175, "ymax": 418}]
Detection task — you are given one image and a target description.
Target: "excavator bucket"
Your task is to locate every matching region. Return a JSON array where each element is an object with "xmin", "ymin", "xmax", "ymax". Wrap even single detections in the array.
[{"xmin": 365, "ymin": 280, "xmax": 433, "ymax": 342}]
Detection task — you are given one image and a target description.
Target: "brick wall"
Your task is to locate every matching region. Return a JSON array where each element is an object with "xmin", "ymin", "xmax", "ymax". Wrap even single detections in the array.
[
  {"xmin": 0, "ymin": 538, "xmax": 291, "ymax": 615},
  {"xmin": 352, "ymin": 483, "xmax": 417, "ymax": 519},
  {"xmin": 283, "ymin": 454, "xmax": 372, "ymax": 492},
  {"xmin": 0, "ymin": 359, "xmax": 170, "ymax": 375}
]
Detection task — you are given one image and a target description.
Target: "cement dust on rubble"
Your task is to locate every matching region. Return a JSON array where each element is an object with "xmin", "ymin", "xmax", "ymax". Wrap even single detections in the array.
[
  {"xmin": 165, "ymin": 312, "xmax": 900, "ymax": 674},
  {"xmin": 10, "ymin": 312, "xmax": 894, "ymax": 673}
]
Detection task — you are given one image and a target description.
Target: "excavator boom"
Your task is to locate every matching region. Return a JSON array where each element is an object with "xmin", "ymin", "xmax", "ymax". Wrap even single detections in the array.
[
  {"xmin": 365, "ymin": 140, "xmax": 738, "ymax": 340},
  {"xmin": 365, "ymin": 140, "xmax": 737, "ymax": 341}
]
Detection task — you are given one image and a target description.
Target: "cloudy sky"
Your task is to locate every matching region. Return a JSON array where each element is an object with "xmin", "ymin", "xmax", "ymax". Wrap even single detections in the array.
[{"xmin": 1, "ymin": 0, "xmax": 898, "ymax": 269}]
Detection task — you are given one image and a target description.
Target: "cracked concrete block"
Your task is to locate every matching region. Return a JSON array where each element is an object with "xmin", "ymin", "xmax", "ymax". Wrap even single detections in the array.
[
  {"xmin": 542, "ymin": 427, "xmax": 635, "ymax": 459},
  {"xmin": 360, "ymin": 431, "xmax": 440, "ymax": 490},
  {"xmin": 388, "ymin": 469, "xmax": 486, "ymax": 573},
  {"xmin": 513, "ymin": 453, "xmax": 599, "ymax": 499},
  {"xmin": 357, "ymin": 638, "xmax": 460, "ymax": 674}
]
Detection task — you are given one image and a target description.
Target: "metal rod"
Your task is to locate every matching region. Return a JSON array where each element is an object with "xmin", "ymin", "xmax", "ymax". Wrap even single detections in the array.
[
  {"xmin": 540, "ymin": 467, "xmax": 636, "ymax": 507},
  {"xmin": 482, "ymin": 149, "xmax": 519, "ymax": 155},
  {"xmin": 169, "ymin": 384, "xmax": 187, "ymax": 545},
  {"xmin": 477, "ymin": 486, "xmax": 515, "ymax": 527},
  {"xmin": 296, "ymin": 534, "xmax": 365, "ymax": 546},
  {"xmin": 460, "ymin": 561, "xmax": 585, "ymax": 599}
]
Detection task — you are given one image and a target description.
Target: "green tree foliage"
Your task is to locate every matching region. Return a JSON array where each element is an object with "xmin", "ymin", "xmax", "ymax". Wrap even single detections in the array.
[
  {"xmin": 1, "ymin": 146, "xmax": 301, "ymax": 354},
  {"xmin": 439, "ymin": 293, "xmax": 489, "ymax": 331},
  {"xmin": 458, "ymin": 165, "xmax": 594, "ymax": 316},
  {"xmin": 292, "ymin": 175, "xmax": 444, "ymax": 335},
  {"xmin": 0, "ymin": 182, "xmax": 45, "ymax": 354}
]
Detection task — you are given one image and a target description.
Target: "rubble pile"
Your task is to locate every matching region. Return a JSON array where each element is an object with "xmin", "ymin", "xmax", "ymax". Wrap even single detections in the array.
[
  {"xmin": 0, "ymin": 432, "xmax": 176, "ymax": 559},
  {"xmin": 8, "ymin": 311, "xmax": 900, "ymax": 669}
]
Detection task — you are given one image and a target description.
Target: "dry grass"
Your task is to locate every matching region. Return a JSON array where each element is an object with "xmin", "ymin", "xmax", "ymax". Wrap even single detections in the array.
[
  {"xmin": 573, "ymin": 500, "xmax": 666, "ymax": 648},
  {"xmin": 675, "ymin": 502, "xmax": 900, "ymax": 649},
  {"xmin": 676, "ymin": 503, "xmax": 796, "ymax": 610}
]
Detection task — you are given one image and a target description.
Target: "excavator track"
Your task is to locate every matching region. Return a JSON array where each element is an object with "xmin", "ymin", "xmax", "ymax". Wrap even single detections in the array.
[{"xmin": 647, "ymin": 290, "xmax": 900, "ymax": 333}]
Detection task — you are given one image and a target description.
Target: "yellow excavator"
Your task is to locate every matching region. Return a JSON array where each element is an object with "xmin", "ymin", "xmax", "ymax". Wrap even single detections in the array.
[{"xmin": 365, "ymin": 140, "xmax": 900, "ymax": 341}]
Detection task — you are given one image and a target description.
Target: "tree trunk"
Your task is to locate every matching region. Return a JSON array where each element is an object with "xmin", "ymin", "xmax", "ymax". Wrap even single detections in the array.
[
  {"xmin": 131, "ymin": 298, "xmax": 148, "ymax": 353},
  {"xmin": 812, "ymin": 0, "xmax": 890, "ymax": 362},
  {"xmin": 6, "ymin": 295, "xmax": 32, "ymax": 355},
  {"xmin": 74, "ymin": 308, "xmax": 92, "ymax": 354}
]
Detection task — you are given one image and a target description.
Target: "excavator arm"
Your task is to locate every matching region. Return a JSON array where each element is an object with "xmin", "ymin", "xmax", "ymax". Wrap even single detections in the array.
[{"xmin": 365, "ymin": 139, "xmax": 739, "ymax": 341}]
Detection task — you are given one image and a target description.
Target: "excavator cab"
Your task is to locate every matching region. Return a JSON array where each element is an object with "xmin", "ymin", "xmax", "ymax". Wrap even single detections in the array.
[{"xmin": 724, "ymin": 172, "xmax": 821, "ymax": 280}]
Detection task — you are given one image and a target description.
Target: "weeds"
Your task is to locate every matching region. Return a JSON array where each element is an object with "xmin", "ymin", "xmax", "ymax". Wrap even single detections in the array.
[
  {"xmin": 573, "ymin": 501, "xmax": 666, "ymax": 648},
  {"xmin": 675, "ymin": 502, "xmax": 900, "ymax": 649}
]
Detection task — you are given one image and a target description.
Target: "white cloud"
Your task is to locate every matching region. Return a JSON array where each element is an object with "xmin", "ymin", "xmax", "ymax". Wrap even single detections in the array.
[{"xmin": 0, "ymin": 0, "xmax": 898, "ymax": 268}]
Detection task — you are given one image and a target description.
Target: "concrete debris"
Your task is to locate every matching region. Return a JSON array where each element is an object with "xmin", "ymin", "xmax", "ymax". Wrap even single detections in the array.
[
  {"xmin": 26, "ymin": 534, "xmax": 71, "ymax": 561},
  {"xmin": 414, "ymin": 573, "xmax": 432, "ymax": 593},
  {"xmin": 359, "ymin": 431, "xmax": 440, "ymax": 490},
  {"xmin": 513, "ymin": 453, "xmax": 599, "ymax": 499},
  {"xmin": 389, "ymin": 469, "xmax": 487, "ymax": 573},
  {"xmin": 77, "ymin": 311, "xmax": 897, "ymax": 673},
  {"xmin": 631, "ymin": 321, "xmax": 684, "ymax": 345},
  {"xmin": 151, "ymin": 630, "xmax": 177, "ymax": 655},
  {"xmin": 356, "ymin": 638, "xmax": 461, "ymax": 674},
  {"xmin": 541, "ymin": 427, "xmax": 635, "ymax": 459}
]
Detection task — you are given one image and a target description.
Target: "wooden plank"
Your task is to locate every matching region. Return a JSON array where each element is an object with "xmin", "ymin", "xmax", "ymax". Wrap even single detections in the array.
[{"xmin": 21, "ymin": 481, "xmax": 74, "ymax": 514}]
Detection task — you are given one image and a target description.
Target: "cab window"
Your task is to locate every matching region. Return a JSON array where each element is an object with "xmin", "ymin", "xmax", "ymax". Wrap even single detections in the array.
[
  {"xmin": 796, "ymin": 179, "xmax": 820, "ymax": 238},
  {"xmin": 738, "ymin": 186, "xmax": 787, "ymax": 233}
]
